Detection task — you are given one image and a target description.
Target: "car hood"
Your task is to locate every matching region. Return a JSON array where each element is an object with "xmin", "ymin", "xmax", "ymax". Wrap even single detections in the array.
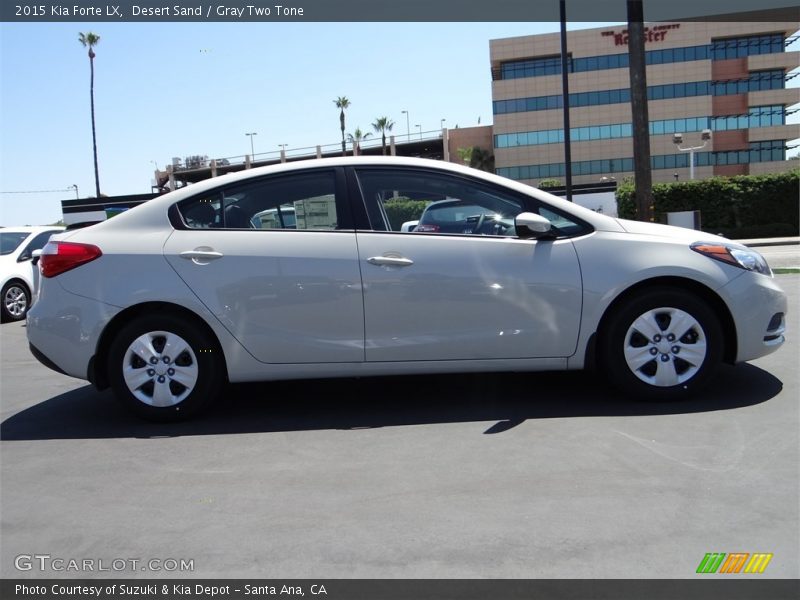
[{"xmin": 615, "ymin": 218, "xmax": 739, "ymax": 246}]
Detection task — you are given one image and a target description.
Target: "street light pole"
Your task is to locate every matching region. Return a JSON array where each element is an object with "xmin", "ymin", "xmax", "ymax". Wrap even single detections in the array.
[
  {"xmin": 70, "ymin": 184, "xmax": 79, "ymax": 199},
  {"xmin": 401, "ymin": 110, "xmax": 410, "ymax": 141},
  {"xmin": 440, "ymin": 118, "xmax": 446, "ymax": 130},
  {"xmin": 673, "ymin": 129, "xmax": 712, "ymax": 180},
  {"xmin": 245, "ymin": 132, "xmax": 257, "ymax": 159},
  {"xmin": 415, "ymin": 124, "xmax": 421, "ymax": 139}
]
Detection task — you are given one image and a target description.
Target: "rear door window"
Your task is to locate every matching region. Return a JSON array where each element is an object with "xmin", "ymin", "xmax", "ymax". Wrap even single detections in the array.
[{"xmin": 176, "ymin": 170, "xmax": 343, "ymax": 231}]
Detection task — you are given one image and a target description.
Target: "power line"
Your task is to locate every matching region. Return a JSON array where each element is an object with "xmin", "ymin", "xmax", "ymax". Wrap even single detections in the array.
[{"xmin": 1, "ymin": 188, "xmax": 74, "ymax": 194}]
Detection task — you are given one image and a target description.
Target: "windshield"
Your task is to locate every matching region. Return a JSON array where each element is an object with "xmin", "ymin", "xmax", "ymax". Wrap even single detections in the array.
[
  {"xmin": 0, "ymin": 232, "xmax": 31, "ymax": 256},
  {"xmin": 419, "ymin": 203, "xmax": 486, "ymax": 224}
]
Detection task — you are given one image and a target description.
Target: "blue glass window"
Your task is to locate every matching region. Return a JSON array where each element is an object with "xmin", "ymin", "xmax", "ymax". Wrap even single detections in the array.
[
  {"xmin": 711, "ymin": 33, "xmax": 784, "ymax": 60},
  {"xmin": 493, "ymin": 79, "xmax": 711, "ymax": 116},
  {"xmin": 498, "ymin": 37, "xmax": 787, "ymax": 81},
  {"xmin": 711, "ymin": 69, "xmax": 784, "ymax": 96},
  {"xmin": 496, "ymin": 141, "xmax": 784, "ymax": 181},
  {"xmin": 499, "ymin": 43, "xmax": 710, "ymax": 80}
]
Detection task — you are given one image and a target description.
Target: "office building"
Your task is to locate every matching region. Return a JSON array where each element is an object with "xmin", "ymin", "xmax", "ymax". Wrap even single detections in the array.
[{"xmin": 490, "ymin": 21, "xmax": 800, "ymax": 184}]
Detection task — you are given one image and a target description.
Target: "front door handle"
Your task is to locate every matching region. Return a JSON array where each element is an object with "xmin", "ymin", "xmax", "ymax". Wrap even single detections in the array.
[
  {"xmin": 180, "ymin": 248, "xmax": 223, "ymax": 264},
  {"xmin": 366, "ymin": 256, "xmax": 414, "ymax": 267}
]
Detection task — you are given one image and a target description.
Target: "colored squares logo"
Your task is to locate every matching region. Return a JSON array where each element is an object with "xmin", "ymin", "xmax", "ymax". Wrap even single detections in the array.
[{"xmin": 696, "ymin": 553, "xmax": 773, "ymax": 574}]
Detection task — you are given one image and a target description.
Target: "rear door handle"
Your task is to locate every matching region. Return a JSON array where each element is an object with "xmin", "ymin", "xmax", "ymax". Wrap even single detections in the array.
[{"xmin": 366, "ymin": 256, "xmax": 414, "ymax": 267}]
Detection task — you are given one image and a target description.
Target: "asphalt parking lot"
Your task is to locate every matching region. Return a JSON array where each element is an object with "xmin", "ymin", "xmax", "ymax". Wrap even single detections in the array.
[{"xmin": 1, "ymin": 275, "xmax": 798, "ymax": 580}]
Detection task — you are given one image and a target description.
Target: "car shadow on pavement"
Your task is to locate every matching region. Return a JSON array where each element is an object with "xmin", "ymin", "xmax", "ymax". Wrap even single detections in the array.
[{"xmin": 0, "ymin": 363, "xmax": 783, "ymax": 441}]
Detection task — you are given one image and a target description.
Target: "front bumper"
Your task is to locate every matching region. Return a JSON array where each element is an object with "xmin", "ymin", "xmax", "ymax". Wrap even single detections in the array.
[{"xmin": 719, "ymin": 271, "xmax": 788, "ymax": 363}]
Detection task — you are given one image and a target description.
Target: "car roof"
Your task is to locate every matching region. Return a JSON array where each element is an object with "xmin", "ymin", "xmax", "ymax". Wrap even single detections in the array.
[{"xmin": 74, "ymin": 156, "xmax": 625, "ymax": 234}]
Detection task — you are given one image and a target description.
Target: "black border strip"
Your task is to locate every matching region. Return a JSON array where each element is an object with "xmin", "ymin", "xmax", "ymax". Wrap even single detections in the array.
[
  {"xmin": 2, "ymin": 0, "xmax": 799, "ymax": 23},
  {"xmin": 3, "ymin": 579, "xmax": 800, "ymax": 600}
]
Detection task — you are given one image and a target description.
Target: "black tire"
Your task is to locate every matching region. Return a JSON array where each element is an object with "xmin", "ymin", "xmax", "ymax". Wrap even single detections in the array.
[
  {"xmin": 600, "ymin": 288, "xmax": 723, "ymax": 401},
  {"xmin": 107, "ymin": 314, "xmax": 223, "ymax": 421},
  {"xmin": 1, "ymin": 280, "xmax": 30, "ymax": 322}
]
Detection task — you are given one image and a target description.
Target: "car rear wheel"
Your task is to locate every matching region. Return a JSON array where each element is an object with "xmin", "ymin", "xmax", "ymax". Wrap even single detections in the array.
[
  {"xmin": 108, "ymin": 315, "xmax": 222, "ymax": 421},
  {"xmin": 2, "ymin": 281, "xmax": 30, "ymax": 322},
  {"xmin": 601, "ymin": 288, "xmax": 723, "ymax": 400}
]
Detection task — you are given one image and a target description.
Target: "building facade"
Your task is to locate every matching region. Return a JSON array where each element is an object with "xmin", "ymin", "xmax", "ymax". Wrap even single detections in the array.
[{"xmin": 490, "ymin": 21, "xmax": 800, "ymax": 185}]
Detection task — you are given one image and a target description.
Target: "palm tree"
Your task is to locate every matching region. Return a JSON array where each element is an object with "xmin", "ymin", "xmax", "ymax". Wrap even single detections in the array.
[
  {"xmin": 456, "ymin": 146, "xmax": 494, "ymax": 172},
  {"xmin": 456, "ymin": 147, "xmax": 474, "ymax": 166},
  {"xmin": 371, "ymin": 117, "xmax": 395, "ymax": 155},
  {"xmin": 347, "ymin": 128, "xmax": 371, "ymax": 155},
  {"xmin": 334, "ymin": 96, "xmax": 350, "ymax": 157},
  {"xmin": 470, "ymin": 147, "xmax": 495, "ymax": 173},
  {"xmin": 79, "ymin": 32, "xmax": 101, "ymax": 198}
]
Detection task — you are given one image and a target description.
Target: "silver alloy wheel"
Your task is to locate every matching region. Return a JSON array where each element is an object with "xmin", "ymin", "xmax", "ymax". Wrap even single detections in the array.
[
  {"xmin": 122, "ymin": 330, "xmax": 199, "ymax": 407},
  {"xmin": 623, "ymin": 307, "xmax": 707, "ymax": 387},
  {"xmin": 4, "ymin": 285, "xmax": 28, "ymax": 318}
]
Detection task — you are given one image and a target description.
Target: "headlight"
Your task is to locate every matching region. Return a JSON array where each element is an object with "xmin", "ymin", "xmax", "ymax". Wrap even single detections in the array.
[{"xmin": 690, "ymin": 242, "xmax": 772, "ymax": 276}]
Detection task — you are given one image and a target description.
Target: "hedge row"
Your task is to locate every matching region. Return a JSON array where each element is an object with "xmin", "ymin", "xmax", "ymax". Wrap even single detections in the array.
[
  {"xmin": 616, "ymin": 170, "xmax": 799, "ymax": 238},
  {"xmin": 384, "ymin": 199, "xmax": 430, "ymax": 230}
]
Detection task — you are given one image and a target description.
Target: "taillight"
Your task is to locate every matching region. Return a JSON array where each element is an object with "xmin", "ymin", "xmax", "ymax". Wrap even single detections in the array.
[
  {"xmin": 415, "ymin": 224, "xmax": 440, "ymax": 233},
  {"xmin": 40, "ymin": 242, "xmax": 102, "ymax": 278}
]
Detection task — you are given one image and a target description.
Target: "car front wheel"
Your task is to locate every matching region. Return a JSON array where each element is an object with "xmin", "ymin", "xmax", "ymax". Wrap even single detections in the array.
[
  {"xmin": 2, "ymin": 281, "xmax": 30, "ymax": 322},
  {"xmin": 108, "ymin": 315, "xmax": 223, "ymax": 421},
  {"xmin": 601, "ymin": 288, "xmax": 723, "ymax": 400}
]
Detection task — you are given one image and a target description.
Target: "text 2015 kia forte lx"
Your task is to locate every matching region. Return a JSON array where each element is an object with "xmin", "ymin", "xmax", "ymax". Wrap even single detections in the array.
[{"xmin": 27, "ymin": 157, "xmax": 786, "ymax": 421}]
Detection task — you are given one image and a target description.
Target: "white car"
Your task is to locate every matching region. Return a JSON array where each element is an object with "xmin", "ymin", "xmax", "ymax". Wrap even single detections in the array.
[
  {"xmin": 27, "ymin": 157, "xmax": 786, "ymax": 421},
  {"xmin": 0, "ymin": 226, "xmax": 64, "ymax": 321}
]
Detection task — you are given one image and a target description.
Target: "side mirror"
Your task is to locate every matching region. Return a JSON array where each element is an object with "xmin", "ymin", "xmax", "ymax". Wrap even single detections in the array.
[
  {"xmin": 515, "ymin": 212, "xmax": 553, "ymax": 239},
  {"xmin": 400, "ymin": 220, "xmax": 419, "ymax": 232},
  {"xmin": 31, "ymin": 249, "xmax": 43, "ymax": 266}
]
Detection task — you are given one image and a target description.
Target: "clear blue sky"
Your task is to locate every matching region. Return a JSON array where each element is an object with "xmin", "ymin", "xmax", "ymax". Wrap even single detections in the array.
[
  {"xmin": 0, "ymin": 21, "xmax": 617, "ymax": 225},
  {"xmin": 1, "ymin": 21, "xmax": 796, "ymax": 226}
]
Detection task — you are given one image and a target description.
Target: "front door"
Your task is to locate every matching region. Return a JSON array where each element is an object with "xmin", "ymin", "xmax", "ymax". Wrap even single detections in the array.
[{"xmin": 351, "ymin": 167, "xmax": 583, "ymax": 362}]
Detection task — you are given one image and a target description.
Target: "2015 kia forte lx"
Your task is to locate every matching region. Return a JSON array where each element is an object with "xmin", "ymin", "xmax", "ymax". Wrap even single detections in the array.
[{"xmin": 27, "ymin": 157, "xmax": 787, "ymax": 421}]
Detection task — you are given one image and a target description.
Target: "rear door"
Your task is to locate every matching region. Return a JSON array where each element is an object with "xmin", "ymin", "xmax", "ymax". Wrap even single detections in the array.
[{"xmin": 163, "ymin": 168, "xmax": 365, "ymax": 364}]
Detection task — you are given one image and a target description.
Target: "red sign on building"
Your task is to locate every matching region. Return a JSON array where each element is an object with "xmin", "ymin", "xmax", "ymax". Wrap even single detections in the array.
[{"xmin": 601, "ymin": 23, "xmax": 680, "ymax": 47}]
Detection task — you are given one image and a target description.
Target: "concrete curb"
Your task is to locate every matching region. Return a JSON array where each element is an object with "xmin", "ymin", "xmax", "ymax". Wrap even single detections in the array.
[{"xmin": 732, "ymin": 237, "xmax": 800, "ymax": 248}]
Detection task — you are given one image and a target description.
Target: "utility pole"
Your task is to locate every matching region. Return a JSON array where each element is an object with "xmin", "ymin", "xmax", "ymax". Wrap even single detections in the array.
[
  {"xmin": 559, "ymin": 0, "xmax": 573, "ymax": 201},
  {"xmin": 627, "ymin": 0, "xmax": 654, "ymax": 222}
]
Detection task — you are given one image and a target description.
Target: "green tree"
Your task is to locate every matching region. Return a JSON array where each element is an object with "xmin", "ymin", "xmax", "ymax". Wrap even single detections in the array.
[
  {"xmin": 538, "ymin": 179, "xmax": 561, "ymax": 189},
  {"xmin": 346, "ymin": 127, "xmax": 371, "ymax": 155},
  {"xmin": 371, "ymin": 117, "xmax": 395, "ymax": 155},
  {"xmin": 470, "ymin": 147, "xmax": 495, "ymax": 172},
  {"xmin": 79, "ymin": 32, "xmax": 101, "ymax": 198},
  {"xmin": 456, "ymin": 146, "xmax": 495, "ymax": 172},
  {"xmin": 456, "ymin": 147, "xmax": 473, "ymax": 165},
  {"xmin": 333, "ymin": 96, "xmax": 350, "ymax": 157}
]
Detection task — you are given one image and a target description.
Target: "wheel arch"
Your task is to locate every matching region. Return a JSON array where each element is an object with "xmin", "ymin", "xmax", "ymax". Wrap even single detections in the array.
[
  {"xmin": 590, "ymin": 276, "xmax": 737, "ymax": 369},
  {"xmin": 2, "ymin": 277, "xmax": 31, "ymax": 294},
  {"xmin": 89, "ymin": 301, "xmax": 228, "ymax": 390}
]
